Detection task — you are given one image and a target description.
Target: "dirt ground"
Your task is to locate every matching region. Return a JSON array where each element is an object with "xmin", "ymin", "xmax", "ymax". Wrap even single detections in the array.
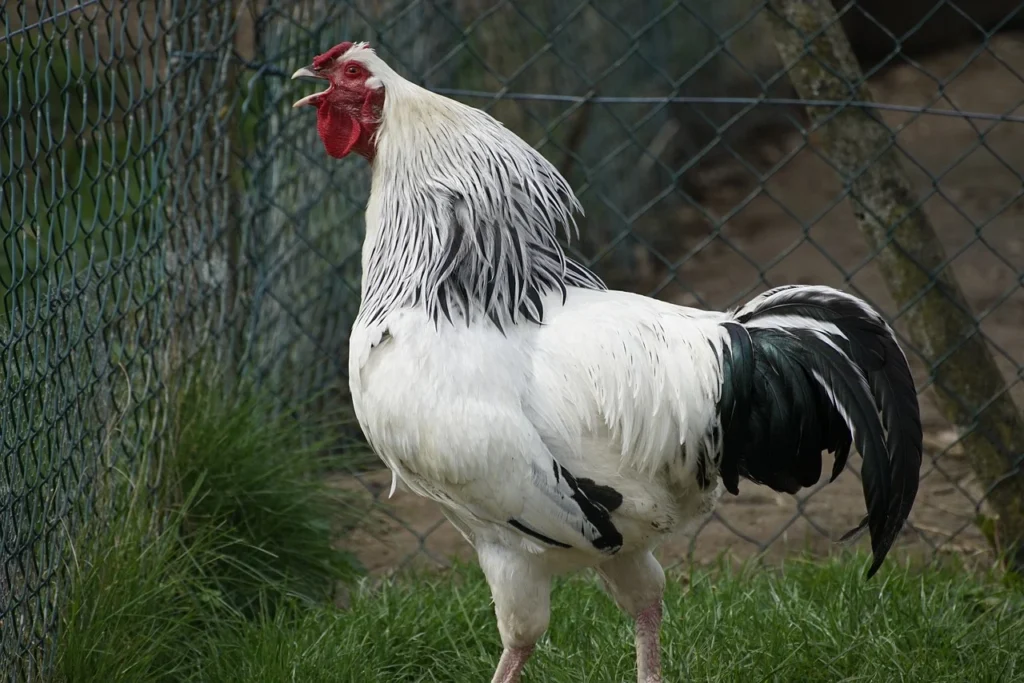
[{"xmin": 333, "ymin": 37, "xmax": 1024, "ymax": 576}]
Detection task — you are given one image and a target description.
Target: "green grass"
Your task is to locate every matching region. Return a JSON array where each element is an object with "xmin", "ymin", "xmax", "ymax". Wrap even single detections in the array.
[
  {"xmin": 50, "ymin": 373, "xmax": 1024, "ymax": 683},
  {"xmin": 167, "ymin": 374, "xmax": 364, "ymax": 617},
  {"xmin": 58, "ymin": 482, "xmax": 219, "ymax": 683},
  {"xmin": 53, "ymin": 371, "xmax": 368, "ymax": 682},
  {"xmin": 198, "ymin": 557, "xmax": 1024, "ymax": 683}
]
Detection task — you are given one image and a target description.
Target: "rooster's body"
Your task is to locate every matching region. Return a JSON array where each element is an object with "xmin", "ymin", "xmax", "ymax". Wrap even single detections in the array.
[{"xmin": 293, "ymin": 42, "xmax": 923, "ymax": 683}]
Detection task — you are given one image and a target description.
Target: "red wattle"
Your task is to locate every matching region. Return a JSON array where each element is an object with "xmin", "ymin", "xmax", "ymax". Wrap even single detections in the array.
[{"xmin": 317, "ymin": 102, "xmax": 362, "ymax": 159}]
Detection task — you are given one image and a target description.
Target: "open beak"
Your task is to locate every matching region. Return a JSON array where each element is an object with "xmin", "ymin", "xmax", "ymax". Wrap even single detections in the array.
[{"xmin": 292, "ymin": 66, "xmax": 328, "ymax": 108}]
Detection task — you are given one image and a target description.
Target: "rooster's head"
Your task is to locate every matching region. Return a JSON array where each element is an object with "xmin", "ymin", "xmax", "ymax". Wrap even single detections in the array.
[{"xmin": 292, "ymin": 41, "xmax": 387, "ymax": 161}]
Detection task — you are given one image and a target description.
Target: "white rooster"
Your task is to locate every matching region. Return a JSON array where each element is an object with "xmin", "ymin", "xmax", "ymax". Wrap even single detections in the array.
[{"xmin": 293, "ymin": 42, "xmax": 922, "ymax": 683}]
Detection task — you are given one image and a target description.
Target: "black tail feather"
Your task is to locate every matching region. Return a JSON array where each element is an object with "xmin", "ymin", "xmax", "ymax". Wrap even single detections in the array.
[{"xmin": 716, "ymin": 286, "xmax": 923, "ymax": 578}]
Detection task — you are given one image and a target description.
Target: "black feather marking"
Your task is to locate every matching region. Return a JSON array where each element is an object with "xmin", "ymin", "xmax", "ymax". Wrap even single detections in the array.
[
  {"xmin": 575, "ymin": 477, "xmax": 624, "ymax": 513},
  {"xmin": 508, "ymin": 519, "xmax": 571, "ymax": 548},
  {"xmin": 695, "ymin": 445, "xmax": 711, "ymax": 490},
  {"xmin": 436, "ymin": 286, "xmax": 453, "ymax": 325},
  {"xmin": 718, "ymin": 322, "xmax": 753, "ymax": 495},
  {"xmin": 553, "ymin": 462, "xmax": 624, "ymax": 553},
  {"xmin": 525, "ymin": 286, "xmax": 545, "ymax": 324},
  {"xmin": 715, "ymin": 286, "xmax": 923, "ymax": 578}
]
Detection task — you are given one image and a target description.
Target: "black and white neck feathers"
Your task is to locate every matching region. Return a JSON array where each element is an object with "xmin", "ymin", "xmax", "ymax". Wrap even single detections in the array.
[{"xmin": 357, "ymin": 85, "xmax": 604, "ymax": 332}]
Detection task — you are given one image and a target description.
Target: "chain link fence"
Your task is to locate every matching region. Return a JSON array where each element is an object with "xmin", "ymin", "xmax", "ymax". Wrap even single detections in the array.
[{"xmin": 3, "ymin": 0, "xmax": 1024, "ymax": 678}]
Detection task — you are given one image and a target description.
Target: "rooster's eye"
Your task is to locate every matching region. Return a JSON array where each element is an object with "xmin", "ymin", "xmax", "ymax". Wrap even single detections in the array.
[{"xmin": 345, "ymin": 65, "xmax": 360, "ymax": 77}]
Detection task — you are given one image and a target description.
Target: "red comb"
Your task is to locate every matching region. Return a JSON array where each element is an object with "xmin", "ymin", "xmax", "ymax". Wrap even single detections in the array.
[{"xmin": 312, "ymin": 41, "xmax": 365, "ymax": 70}]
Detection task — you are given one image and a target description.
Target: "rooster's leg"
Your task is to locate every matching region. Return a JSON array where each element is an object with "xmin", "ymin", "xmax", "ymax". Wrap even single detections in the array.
[
  {"xmin": 478, "ymin": 543, "xmax": 550, "ymax": 683},
  {"xmin": 491, "ymin": 646, "xmax": 534, "ymax": 683},
  {"xmin": 597, "ymin": 550, "xmax": 666, "ymax": 683},
  {"xmin": 634, "ymin": 601, "xmax": 663, "ymax": 683}
]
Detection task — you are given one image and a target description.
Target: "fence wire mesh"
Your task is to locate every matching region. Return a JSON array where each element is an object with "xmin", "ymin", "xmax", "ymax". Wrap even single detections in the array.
[{"xmin": 3, "ymin": 0, "xmax": 1024, "ymax": 678}]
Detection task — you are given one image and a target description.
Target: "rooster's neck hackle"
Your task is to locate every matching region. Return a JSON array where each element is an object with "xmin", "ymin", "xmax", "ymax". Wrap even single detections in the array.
[{"xmin": 356, "ymin": 82, "xmax": 605, "ymax": 332}]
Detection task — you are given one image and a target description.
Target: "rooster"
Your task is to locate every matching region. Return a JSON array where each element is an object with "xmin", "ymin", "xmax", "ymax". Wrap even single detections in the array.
[{"xmin": 293, "ymin": 42, "xmax": 922, "ymax": 683}]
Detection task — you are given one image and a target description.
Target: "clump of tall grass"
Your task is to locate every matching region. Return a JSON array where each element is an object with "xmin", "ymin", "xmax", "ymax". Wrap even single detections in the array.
[
  {"xmin": 166, "ymin": 371, "xmax": 364, "ymax": 616},
  {"xmin": 54, "ymin": 367, "xmax": 368, "ymax": 682},
  {"xmin": 56, "ymin": 478, "xmax": 222, "ymax": 683}
]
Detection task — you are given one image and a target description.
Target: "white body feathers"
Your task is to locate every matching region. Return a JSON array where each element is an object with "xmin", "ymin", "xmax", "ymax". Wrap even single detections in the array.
[{"xmin": 351, "ymin": 288, "xmax": 729, "ymax": 567}]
